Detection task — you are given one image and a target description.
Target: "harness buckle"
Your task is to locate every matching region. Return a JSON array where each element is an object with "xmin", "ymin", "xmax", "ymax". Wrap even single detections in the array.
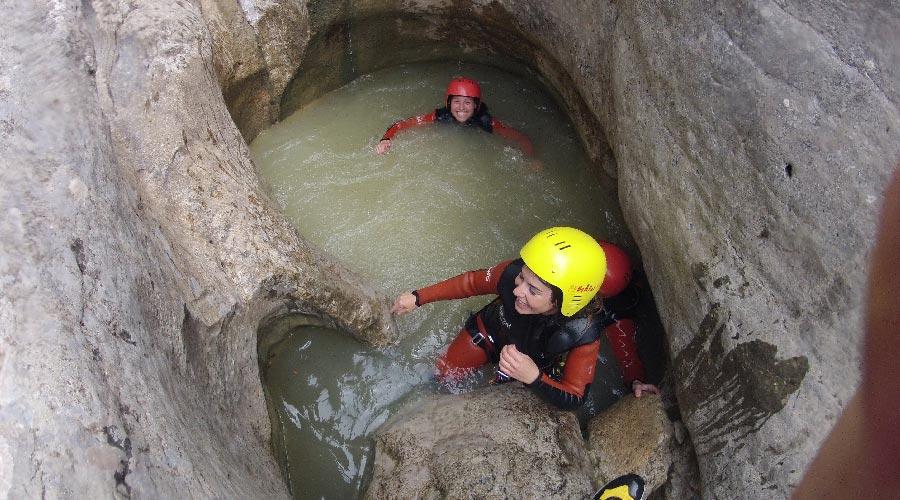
[{"xmin": 466, "ymin": 314, "xmax": 500, "ymax": 362}]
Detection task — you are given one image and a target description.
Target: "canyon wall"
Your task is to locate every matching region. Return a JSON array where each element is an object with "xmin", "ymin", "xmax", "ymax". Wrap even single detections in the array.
[{"xmin": 2, "ymin": 0, "xmax": 897, "ymax": 497}]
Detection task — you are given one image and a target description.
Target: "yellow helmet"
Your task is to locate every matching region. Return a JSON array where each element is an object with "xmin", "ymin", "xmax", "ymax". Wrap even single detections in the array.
[{"xmin": 520, "ymin": 227, "xmax": 606, "ymax": 316}]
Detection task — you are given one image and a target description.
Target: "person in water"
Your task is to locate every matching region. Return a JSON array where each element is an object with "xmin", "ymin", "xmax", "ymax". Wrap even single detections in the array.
[
  {"xmin": 391, "ymin": 227, "xmax": 659, "ymax": 410},
  {"xmin": 374, "ymin": 77, "xmax": 536, "ymax": 156}
]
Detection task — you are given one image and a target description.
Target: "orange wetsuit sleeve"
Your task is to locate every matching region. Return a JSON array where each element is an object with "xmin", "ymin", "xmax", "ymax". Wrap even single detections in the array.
[
  {"xmin": 414, "ymin": 259, "xmax": 514, "ymax": 305},
  {"xmin": 604, "ymin": 319, "xmax": 646, "ymax": 385},
  {"xmin": 381, "ymin": 111, "xmax": 438, "ymax": 140},
  {"xmin": 491, "ymin": 118, "xmax": 535, "ymax": 156},
  {"xmin": 528, "ymin": 340, "xmax": 601, "ymax": 410}
]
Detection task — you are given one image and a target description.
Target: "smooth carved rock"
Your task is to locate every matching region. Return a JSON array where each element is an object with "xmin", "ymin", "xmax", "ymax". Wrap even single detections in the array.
[
  {"xmin": 672, "ymin": 304, "xmax": 809, "ymax": 456},
  {"xmin": 5, "ymin": 0, "xmax": 900, "ymax": 497},
  {"xmin": 1, "ymin": 0, "xmax": 393, "ymax": 497},
  {"xmin": 365, "ymin": 385, "xmax": 594, "ymax": 499},
  {"xmin": 604, "ymin": 2, "xmax": 899, "ymax": 495},
  {"xmin": 198, "ymin": 0, "xmax": 274, "ymax": 141},
  {"xmin": 586, "ymin": 394, "xmax": 673, "ymax": 497}
]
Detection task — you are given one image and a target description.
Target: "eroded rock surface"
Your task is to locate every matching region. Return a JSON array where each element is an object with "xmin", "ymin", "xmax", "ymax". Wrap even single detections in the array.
[
  {"xmin": 365, "ymin": 385, "xmax": 593, "ymax": 499},
  {"xmin": 1, "ymin": 0, "xmax": 394, "ymax": 497},
  {"xmin": 586, "ymin": 394, "xmax": 673, "ymax": 496},
  {"xmin": 3, "ymin": 0, "xmax": 899, "ymax": 497},
  {"xmin": 365, "ymin": 388, "xmax": 679, "ymax": 499},
  {"xmin": 602, "ymin": 3, "xmax": 899, "ymax": 496}
]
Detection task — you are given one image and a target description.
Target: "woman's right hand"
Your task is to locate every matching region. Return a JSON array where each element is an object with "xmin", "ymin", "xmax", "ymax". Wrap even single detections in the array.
[
  {"xmin": 375, "ymin": 139, "xmax": 392, "ymax": 155},
  {"xmin": 390, "ymin": 292, "xmax": 418, "ymax": 316}
]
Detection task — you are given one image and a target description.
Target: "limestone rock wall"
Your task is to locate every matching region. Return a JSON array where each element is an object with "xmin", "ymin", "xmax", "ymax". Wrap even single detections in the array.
[
  {"xmin": 199, "ymin": 0, "xmax": 310, "ymax": 139},
  {"xmin": 606, "ymin": 3, "xmax": 899, "ymax": 496},
  {"xmin": 365, "ymin": 386, "xmax": 594, "ymax": 499},
  {"xmin": 1, "ymin": 0, "xmax": 394, "ymax": 497},
  {"xmin": 4, "ymin": 0, "xmax": 899, "ymax": 497}
]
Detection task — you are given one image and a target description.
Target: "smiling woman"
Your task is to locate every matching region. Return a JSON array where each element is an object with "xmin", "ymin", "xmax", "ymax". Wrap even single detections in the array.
[
  {"xmin": 373, "ymin": 76, "xmax": 535, "ymax": 156},
  {"xmin": 512, "ymin": 264, "xmax": 558, "ymax": 316},
  {"xmin": 392, "ymin": 227, "xmax": 659, "ymax": 410}
]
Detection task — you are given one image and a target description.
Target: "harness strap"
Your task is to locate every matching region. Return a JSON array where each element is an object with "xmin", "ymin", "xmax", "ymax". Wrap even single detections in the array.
[{"xmin": 465, "ymin": 314, "xmax": 500, "ymax": 362}]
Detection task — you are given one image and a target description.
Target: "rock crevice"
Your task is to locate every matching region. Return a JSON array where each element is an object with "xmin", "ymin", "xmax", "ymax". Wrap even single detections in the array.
[{"xmin": 3, "ymin": 0, "xmax": 898, "ymax": 498}]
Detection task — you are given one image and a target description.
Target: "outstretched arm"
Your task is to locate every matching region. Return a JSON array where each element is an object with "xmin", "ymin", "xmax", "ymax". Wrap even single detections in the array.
[
  {"xmin": 491, "ymin": 118, "xmax": 536, "ymax": 157},
  {"xmin": 390, "ymin": 260, "xmax": 513, "ymax": 316},
  {"xmin": 375, "ymin": 111, "xmax": 437, "ymax": 155}
]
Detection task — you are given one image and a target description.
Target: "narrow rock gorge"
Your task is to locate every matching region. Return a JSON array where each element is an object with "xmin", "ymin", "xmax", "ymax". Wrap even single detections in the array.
[{"xmin": 2, "ymin": 1, "xmax": 897, "ymax": 498}]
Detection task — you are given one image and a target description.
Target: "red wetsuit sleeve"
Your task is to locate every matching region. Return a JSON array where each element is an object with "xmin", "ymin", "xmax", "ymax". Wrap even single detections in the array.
[
  {"xmin": 604, "ymin": 319, "xmax": 646, "ymax": 385},
  {"xmin": 491, "ymin": 118, "xmax": 535, "ymax": 156},
  {"xmin": 381, "ymin": 111, "xmax": 437, "ymax": 140},
  {"xmin": 528, "ymin": 340, "xmax": 600, "ymax": 410},
  {"xmin": 415, "ymin": 259, "xmax": 514, "ymax": 305}
]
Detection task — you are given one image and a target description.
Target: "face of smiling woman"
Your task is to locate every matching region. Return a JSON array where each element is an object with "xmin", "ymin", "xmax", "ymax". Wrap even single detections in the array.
[
  {"xmin": 512, "ymin": 265, "xmax": 559, "ymax": 315},
  {"xmin": 449, "ymin": 95, "xmax": 477, "ymax": 123}
]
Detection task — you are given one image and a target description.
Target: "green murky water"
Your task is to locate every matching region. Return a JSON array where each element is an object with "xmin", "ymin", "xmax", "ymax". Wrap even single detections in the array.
[{"xmin": 251, "ymin": 61, "xmax": 632, "ymax": 499}]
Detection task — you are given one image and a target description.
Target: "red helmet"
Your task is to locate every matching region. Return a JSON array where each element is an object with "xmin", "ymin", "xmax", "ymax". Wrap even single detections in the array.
[
  {"xmin": 597, "ymin": 240, "xmax": 633, "ymax": 298},
  {"xmin": 445, "ymin": 77, "xmax": 482, "ymax": 101}
]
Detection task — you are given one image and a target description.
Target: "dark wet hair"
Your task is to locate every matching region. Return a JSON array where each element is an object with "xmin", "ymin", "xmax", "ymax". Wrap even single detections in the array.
[
  {"xmin": 549, "ymin": 284, "xmax": 564, "ymax": 310},
  {"xmin": 530, "ymin": 272, "xmax": 561, "ymax": 305},
  {"xmin": 534, "ymin": 274, "xmax": 603, "ymax": 320}
]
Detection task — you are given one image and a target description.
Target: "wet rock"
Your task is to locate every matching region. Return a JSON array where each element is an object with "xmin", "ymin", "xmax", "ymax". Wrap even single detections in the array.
[
  {"xmin": 365, "ymin": 385, "xmax": 593, "ymax": 499},
  {"xmin": 199, "ymin": 0, "xmax": 311, "ymax": 141},
  {"xmin": 597, "ymin": 2, "xmax": 900, "ymax": 495},
  {"xmin": 586, "ymin": 394, "xmax": 673, "ymax": 496},
  {"xmin": 1, "ymin": 0, "xmax": 393, "ymax": 497},
  {"xmin": 661, "ymin": 420, "xmax": 703, "ymax": 500},
  {"xmin": 478, "ymin": 1, "xmax": 897, "ymax": 497},
  {"xmin": 5, "ymin": 0, "xmax": 899, "ymax": 497},
  {"xmin": 198, "ymin": 0, "xmax": 273, "ymax": 140}
]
